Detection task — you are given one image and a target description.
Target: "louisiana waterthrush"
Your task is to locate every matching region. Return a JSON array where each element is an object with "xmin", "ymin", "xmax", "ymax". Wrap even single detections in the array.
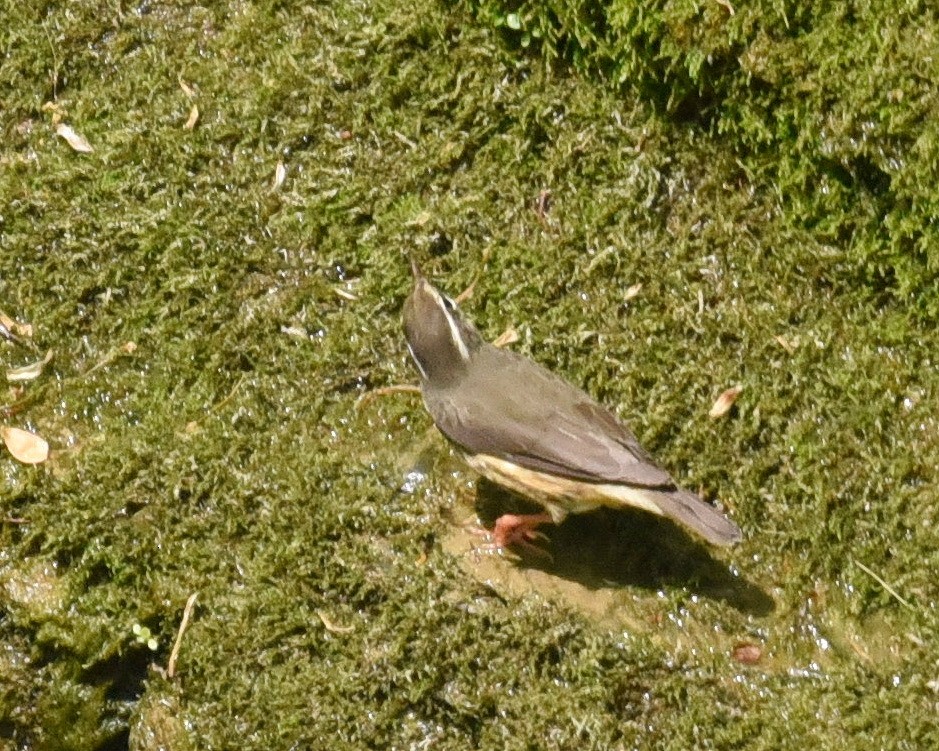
[{"xmin": 403, "ymin": 263, "xmax": 742, "ymax": 550}]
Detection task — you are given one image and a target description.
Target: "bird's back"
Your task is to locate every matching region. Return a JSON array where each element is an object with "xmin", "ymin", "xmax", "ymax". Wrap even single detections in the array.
[{"xmin": 423, "ymin": 341, "xmax": 676, "ymax": 488}]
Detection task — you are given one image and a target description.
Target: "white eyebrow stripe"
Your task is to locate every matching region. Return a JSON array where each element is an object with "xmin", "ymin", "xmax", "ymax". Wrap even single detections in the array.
[
  {"xmin": 407, "ymin": 342, "xmax": 429, "ymax": 380},
  {"xmin": 444, "ymin": 307, "xmax": 470, "ymax": 362},
  {"xmin": 429, "ymin": 286, "xmax": 470, "ymax": 362}
]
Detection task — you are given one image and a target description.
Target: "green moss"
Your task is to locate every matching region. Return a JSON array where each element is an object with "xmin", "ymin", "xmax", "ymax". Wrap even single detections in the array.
[
  {"xmin": 1, "ymin": 0, "xmax": 937, "ymax": 747},
  {"xmin": 466, "ymin": 0, "xmax": 939, "ymax": 315}
]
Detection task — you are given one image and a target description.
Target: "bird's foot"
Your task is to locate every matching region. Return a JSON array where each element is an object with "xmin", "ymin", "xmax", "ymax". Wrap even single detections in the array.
[{"xmin": 484, "ymin": 512, "xmax": 554, "ymax": 560}]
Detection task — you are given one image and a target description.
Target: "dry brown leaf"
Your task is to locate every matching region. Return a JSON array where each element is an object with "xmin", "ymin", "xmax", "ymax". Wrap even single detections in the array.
[
  {"xmin": 716, "ymin": 0, "xmax": 736, "ymax": 15},
  {"xmin": 492, "ymin": 327, "xmax": 519, "ymax": 348},
  {"xmin": 624, "ymin": 283, "xmax": 643, "ymax": 301},
  {"xmin": 42, "ymin": 101, "xmax": 66, "ymax": 124},
  {"xmin": 167, "ymin": 592, "xmax": 199, "ymax": 679},
  {"xmin": 316, "ymin": 609, "xmax": 354, "ymax": 634},
  {"xmin": 184, "ymin": 104, "xmax": 199, "ymax": 130},
  {"xmin": 732, "ymin": 642, "xmax": 761, "ymax": 664},
  {"xmin": 534, "ymin": 188, "xmax": 552, "ymax": 221},
  {"xmin": 0, "ymin": 315, "xmax": 16, "ymax": 343},
  {"xmin": 333, "ymin": 287, "xmax": 358, "ymax": 301},
  {"xmin": 453, "ymin": 278, "xmax": 477, "ymax": 304},
  {"xmin": 55, "ymin": 123, "xmax": 94, "ymax": 153},
  {"xmin": 1, "ymin": 426, "xmax": 49, "ymax": 464},
  {"xmin": 0, "ymin": 311, "xmax": 34, "ymax": 338},
  {"xmin": 6, "ymin": 350, "xmax": 54, "ymax": 382},
  {"xmin": 774, "ymin": 334, "xmax": 799, "ymax": 354},
  {"xmin": 709, "ymin": 385, "xmax": 743, "ymax": 419},
  {"xmin": 178, "ymin": 76, "xmax": 196, "ymax": 98},
  {"xmin": 271, "ymin": 160, "xmax": 287, "ymax": 191},
  {"xmin": 121, "ymin": 341, "xmax": 138, "ymax": 354}
]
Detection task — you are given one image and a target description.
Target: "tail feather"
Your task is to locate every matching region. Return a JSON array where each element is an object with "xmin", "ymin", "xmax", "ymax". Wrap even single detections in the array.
[{"xmin": 651, "ymin": 488, "xmax": 742, "ymax": 546}]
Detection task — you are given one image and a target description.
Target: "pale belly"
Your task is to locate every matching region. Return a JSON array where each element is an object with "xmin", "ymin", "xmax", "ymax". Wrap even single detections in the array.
[{"xmin": 462, "ymin": 452, "xmax": 666, "ymax": 524}]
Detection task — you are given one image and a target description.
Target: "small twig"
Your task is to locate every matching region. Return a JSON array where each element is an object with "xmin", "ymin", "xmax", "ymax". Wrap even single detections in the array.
[
  {"xmin": 534, "ymin": 188, "xmax": 552, "ymax": 226},
  {"xmin": 82, "ymin": 342, "xmax": 136, "ymax": 377},
  {"xmin": 855, "ymin": 559, "xmax": 915, "ymax": 612},
  {"xmin": 392, "ymin": 130, "xmax": 417, "ymax": 149},
  {"xmin": 41, "ymin": 20, "xmax": 62, "ymax": 99},
  {"xmin": 167, "ymin": 592, "xmax": 199, "ymax": 679},
  {"xmin": 212, "ymin": 374, "xmax": 245, "ymax": 412}
]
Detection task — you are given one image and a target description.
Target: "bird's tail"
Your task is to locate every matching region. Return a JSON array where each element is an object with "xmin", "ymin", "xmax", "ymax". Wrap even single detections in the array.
[{"xmin": 650, "ymin": 487, "xmax": 742, "ymax": 546}]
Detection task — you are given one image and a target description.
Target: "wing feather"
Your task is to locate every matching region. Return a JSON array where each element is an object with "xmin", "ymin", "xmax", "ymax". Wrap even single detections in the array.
[{"xmin": 423, "ymin": 344, "xmax": 674, "ymax": 488}]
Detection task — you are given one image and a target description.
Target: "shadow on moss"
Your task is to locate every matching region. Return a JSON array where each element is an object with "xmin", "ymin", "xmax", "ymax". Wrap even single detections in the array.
[{"xmin": 474, "ymin": 479, "xmax": 774, "ymax": 616}]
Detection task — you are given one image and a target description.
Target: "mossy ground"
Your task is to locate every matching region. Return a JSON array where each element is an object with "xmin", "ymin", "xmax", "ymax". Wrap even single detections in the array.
[{"xmin": 1, "ymin": 1, "xmax": 937, "ymax": 749}]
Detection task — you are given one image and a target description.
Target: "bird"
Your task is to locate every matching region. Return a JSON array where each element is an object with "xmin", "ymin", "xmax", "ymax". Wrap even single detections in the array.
[{"xmin": 402, "ymin": 261, "xmax": 742, "ymax": 552}]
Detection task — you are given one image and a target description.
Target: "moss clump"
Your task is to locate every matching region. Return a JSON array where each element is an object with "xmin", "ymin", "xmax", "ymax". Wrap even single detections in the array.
[{"xmin": 467, "ymin": 0, "xmax": 939, "ymax": 313}]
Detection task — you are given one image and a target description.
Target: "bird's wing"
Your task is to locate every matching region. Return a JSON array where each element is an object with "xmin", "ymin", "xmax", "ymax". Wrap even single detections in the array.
[{"xmin": 423, "ymin": 346, "xmax": 675, "ymax": 488}]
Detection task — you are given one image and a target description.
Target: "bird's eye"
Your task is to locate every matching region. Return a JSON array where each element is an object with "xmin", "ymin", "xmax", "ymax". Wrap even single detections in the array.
[{"xmin": 442, "ymin": 296, "xmax": 456, "ymax": 312}]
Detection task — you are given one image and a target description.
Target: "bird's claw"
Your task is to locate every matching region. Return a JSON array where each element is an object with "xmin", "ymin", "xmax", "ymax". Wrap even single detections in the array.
[{"xmin": 460, "ymin": 513, "xmax": 555, "ymax": 561}]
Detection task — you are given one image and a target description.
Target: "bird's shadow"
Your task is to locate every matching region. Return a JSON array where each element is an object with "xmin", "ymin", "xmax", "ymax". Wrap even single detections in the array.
[{"xmin": 473, "ymin": 479, "xmax": 774, "ymax": 617}]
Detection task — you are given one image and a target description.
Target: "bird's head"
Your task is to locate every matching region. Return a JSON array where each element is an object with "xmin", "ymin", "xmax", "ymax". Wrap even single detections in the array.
[{"xmin": 403, "ymin": 261, "xmax": 481, "ymax": 386}]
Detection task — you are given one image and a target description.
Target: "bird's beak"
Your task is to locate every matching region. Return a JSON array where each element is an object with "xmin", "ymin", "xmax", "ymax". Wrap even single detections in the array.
[{"xmin": 409, "ymin": 257, "xmax": 424, "ymax": 281}]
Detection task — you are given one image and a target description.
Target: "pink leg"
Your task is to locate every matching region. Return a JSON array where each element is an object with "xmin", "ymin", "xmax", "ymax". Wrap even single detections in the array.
[{"xmin": 492, "ymin": 512, "xmax": 554, "ymax": 555}]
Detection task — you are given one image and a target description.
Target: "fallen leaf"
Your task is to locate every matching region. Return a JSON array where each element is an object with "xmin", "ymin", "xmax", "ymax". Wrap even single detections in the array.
[
  {"xmin": 316, "ymin": 609, "xmax": 354, "ymax": 634},
  {"xmin": 534, "ymin": 188, "xmax": 552, "ymax": 220},
  {"xmin": 709, "ymin": 385, "xmax": 743, "ymax": 419},
  {"xmin": 6, "ymin": 351, "xmax": 54, "ymax": 382},
  {"xmin": 271, "ymin": 160, "xmax": 286, "ymax": 191},
  {"xmin": 55, "ymin": 123, "xmax": 93, "ymax": 153},
  {"xmin": 121, "ymin": 341, "xmax": 138, "ymax": 354},
  {"xmin": 715, "ymin": 0, "xmax": 736, "ymax": 15},
  {"xmin": 333, "ymin": 287, "xmax": 358, "ymax": 301},
  {"xmin": 732, "ymin": 642, "xmax": 761, "ymax": 664},
  {"xmin": 453, "ymin": 278, "xmax": 477, "ymax": 304},
  {"xmin": 492, "ymin": 327, "xmax": 519, "ymax": 348},
  {"xmin": 184, "ymin": 104, "xmax": 199, "ymax": 130},
  {"xmin": 42, "ymin": 101, "xmax": 66, "ymax": 123},
  {"xmin": 178, "ymin": 76, "xmax": 196, "ymax": 98},
  {"xmin": 1, "ymin": 426, "xmax": 49, "ymax": 464},
  {"xmin": 624, "ymin": 283, "xmax": 643, "ymax": 301},
  {"xmin": 774, "ymin": 334, "xmax": 799, "ymax": 354},
  {"xmin": 0, "ymin": 312, "xmax": 34, "ymax": 337}
]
